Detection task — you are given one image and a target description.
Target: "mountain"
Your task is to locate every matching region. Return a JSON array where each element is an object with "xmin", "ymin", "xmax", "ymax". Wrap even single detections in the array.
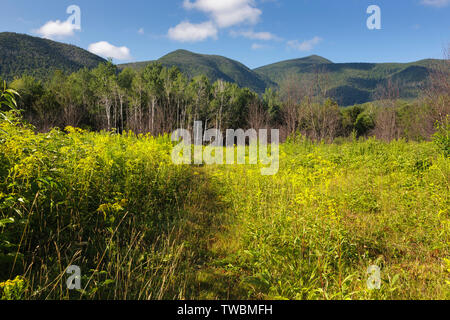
[
  {"xmin": 0, "ymin": 33, "xmax": 445, "ymax": 105},
  {"xmin": 123, "ymin": 50, "xmax": 444, "ymax": 105},
  {"xmin": 0, "ymin": 32, "xmax": 106, "ymax": 81},
  {"xmin": 253, "ymin": 55, "xmax": 333, "ymax": 85},
  {"xmin": 120, "ymin": 49, "xmax": 274, "ymax": 93},
  {"xmin": 255, "ymin": 57, "xmax": 442, "ymax": 105}
]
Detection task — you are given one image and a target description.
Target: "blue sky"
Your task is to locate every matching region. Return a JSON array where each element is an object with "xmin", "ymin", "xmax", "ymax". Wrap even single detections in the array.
[{"xmin": 1, "ymin": 0, "xmax": 449, "ymax": 68}]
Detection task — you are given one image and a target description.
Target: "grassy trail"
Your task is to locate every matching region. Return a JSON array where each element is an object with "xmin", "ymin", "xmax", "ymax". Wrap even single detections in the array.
[
  {"xmin": 0, "ymin": 120, "xmax": 448, "ymax": 300},
  {"xmin": 191, "ymin": 139, "xmax": 449, "ymax": 300}
]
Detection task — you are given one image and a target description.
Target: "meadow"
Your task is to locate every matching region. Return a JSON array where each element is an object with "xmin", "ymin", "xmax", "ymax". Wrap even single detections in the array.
[{"xmin": 0, "ymin": 109, "xmax": 448, "ymax": 300}]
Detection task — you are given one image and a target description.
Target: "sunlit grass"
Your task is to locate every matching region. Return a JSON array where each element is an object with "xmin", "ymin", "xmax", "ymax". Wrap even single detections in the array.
[{"xmin": 0, "ymin": 118, "xmax": 448, "ymax": 300}]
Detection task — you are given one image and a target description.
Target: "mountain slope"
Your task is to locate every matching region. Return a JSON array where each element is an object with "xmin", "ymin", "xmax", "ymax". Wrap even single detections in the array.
[
  {"xmin": 0, "ymin": 32, "xmax": 106, "ymax": 80},
  {"xmin": 123, "ymin": 50, "xmax": 443, "ymax": 105},
  {"xmin": 120, "ymin": 50, "xmax": 274, "ymax": 93},
  {"xmin": 1, "ymin": 33, "xmax": 444, "ymax": 106},
  {"xmin": 255, "ymin": 58, "xmax": 443, "ymax": 105}
]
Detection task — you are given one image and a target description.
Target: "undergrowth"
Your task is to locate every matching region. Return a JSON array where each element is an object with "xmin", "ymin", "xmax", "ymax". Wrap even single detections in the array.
[{"xmin": 0, "ymin": 114, "xmax": 448, "ymax": 300}]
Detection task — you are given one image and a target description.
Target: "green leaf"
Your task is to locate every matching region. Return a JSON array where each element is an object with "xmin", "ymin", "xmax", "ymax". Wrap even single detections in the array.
[{"xmin": 0, "ymin": 217, "xmax": 15, "ymax": 227}]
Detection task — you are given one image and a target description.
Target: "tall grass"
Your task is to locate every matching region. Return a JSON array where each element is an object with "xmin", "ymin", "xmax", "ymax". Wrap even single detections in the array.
[
  {"xmin": 206, "ymin": 136, "xmax": 449, "ymax": 299},
  {"xmin": 0, "ymin": 118, "xmax": 226, "ymax": 299},
  {"xmin": 0, "ymin": 116, "xmax": 448, "ymax": 300}
]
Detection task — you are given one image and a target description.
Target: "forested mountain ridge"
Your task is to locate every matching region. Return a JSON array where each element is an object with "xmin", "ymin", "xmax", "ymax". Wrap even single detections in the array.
[
  {"xmin": 123, "ymin": 50, "xmax": 445, "ymax": 106},
  {"xmin": 120, "ymin": 49, "xmax": 274, "ymax": 93},
  {"xmin": 0, "ymin": 32, "xmax": 447, "ymax": 106},
  {"xmin": 0, "ymin": 32, "xmax": 106, "ymax": 81},
  {"xmin": 254, "ymin": 57, "xmax": 444, "ymax": 105}
]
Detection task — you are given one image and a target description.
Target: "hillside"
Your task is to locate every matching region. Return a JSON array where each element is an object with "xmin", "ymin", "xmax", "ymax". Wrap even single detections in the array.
[
  {"xmin": 123, "ymin": 50, "xmax": 444, "ymax": 105},
  {"xmin": 120, "ymin": 49, "xmax": 274, "ymax": 93},
  {"xmin": 255, "ymin": 57, "xmax": 443, "ymax": 105},
  {"xmin": 0, "ymin": 32, "xmax": 106, "ymax": 80},
  {"xmin": 0, "ymin": 33, "xmax": 445, "ymax": 105}
]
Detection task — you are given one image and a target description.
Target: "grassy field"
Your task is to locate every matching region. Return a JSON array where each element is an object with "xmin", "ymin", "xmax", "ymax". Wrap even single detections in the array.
[
  {"xmin": 204, "ymin": 136, "xmax": 449, "ymax": 299},
  {"xmin": 0, "ymin": 116, "xmax": 449, "ymax": 300}
]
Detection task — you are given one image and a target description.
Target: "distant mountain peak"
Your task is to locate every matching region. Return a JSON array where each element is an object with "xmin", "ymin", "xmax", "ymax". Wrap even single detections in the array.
[
  {"xmin": 121, "ymin": 49, "xmax": 273, "ymax": 93},
  {"xmin": 302, "ymin": 55, "xmax": 333, "ymax": 64},
  {"xmin": 0, "ymin": 32, "xmax": 106, "ymax": 81},
  {"xmin": 162, "ymin": 49, "xmax": 198, "ymax": 57},
  {"xmin": 257, "ymin": 55, "xmax": 332, "ymax": 69}
]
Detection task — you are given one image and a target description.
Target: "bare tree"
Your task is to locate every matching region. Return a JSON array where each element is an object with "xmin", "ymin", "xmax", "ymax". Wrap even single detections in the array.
[
  {"xmin": 61, "ymin": 103, "xmax": 83, "ymax": 128},
  {"xmin": 297, "ymin": 67, "xmax": 337, "ymax": 141},
  {"xmin": 247, "ymin": 99, "xmax": 268, "ymax": 131},
  {"xmin": 280, "ymin": 73, "xmax": 307, "ymax": 136},
  {"xmin": 424, "ymin": 45, "xmax": 450, "ymax": 127},
  {"xmin": 299, "ymin": 98, "xmax": 341, "ymax": 142},
  {"xmin": 373, "ymin": 79, "xmax": 401, "ymax": 141}
]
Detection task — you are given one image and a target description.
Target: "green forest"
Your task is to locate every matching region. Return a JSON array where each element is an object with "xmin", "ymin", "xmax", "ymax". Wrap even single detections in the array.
[{"xmin": 1, "ymin": 56, "xmax": 449, "ymax": 143}]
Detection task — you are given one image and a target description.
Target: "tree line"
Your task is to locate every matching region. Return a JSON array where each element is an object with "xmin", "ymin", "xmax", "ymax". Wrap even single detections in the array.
[{"xmin": 1, "ymin": 55, "xmax": 448, "ymax": 142}]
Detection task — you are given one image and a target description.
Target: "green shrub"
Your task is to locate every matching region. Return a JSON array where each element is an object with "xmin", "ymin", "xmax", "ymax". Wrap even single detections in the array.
[{"xmin": 433, "ymin": 117, "xmax": 449, "ymax": 157}]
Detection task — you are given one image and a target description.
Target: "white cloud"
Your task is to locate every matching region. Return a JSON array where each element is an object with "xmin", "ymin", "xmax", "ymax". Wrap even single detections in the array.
[
  {"xmin": 88, "ymin": 41, "xmax": 132, "ymax": 60},
  {"xmin": 138, "ymin": 28, "xmax": 145, "ymax": 35},
  {"xmin": 287, "ymin": 37, "xmax": 323, "ymax": 52},
  {"xmin": 421, "ymin": 0, "xmax": 450, "ymax": 7},
  {"xmin": 251, "ymin": 43, "xmax": 268, "ymax": 50},
  {"xmin": 183, "ymin": 0, "xmax": 261, "ymax": 28},
  {"xmin": 230, "ymin": 30, "xmax": 280, "ymax": 41},
  {"xmin": 168, "ymin": 0, "xmax": 266, "ymax": 42},
  {"xmin": 35, "ymin": 20, "xmax": 77, "ymax": 39},
  {"xmin": 168, "ymin": 21, "xmax": 218, "ymax": 42}
]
